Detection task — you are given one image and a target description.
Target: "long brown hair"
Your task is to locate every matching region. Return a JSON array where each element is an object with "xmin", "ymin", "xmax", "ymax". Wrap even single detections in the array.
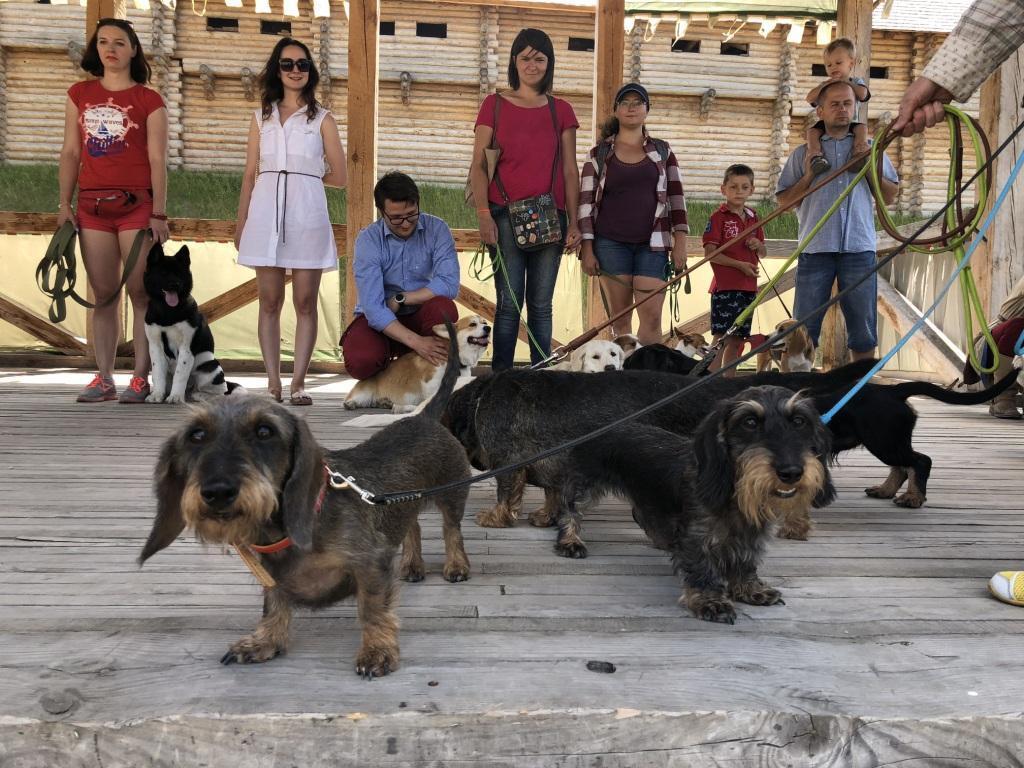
[
  {"xmin": 259, "ymin": 38, "xmax": 321, "ymax": 122},
  {"xmin": 80, "ymin": 19, "xmax": 152, "ymax": 84}
]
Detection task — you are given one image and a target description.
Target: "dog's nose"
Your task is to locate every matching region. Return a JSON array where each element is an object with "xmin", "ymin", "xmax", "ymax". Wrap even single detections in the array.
[
  {"xmin": 604, "ymin": 364, "xmax": 618, "ymax": 371},
  {"xmin": 775, "ymin": 466, "xmax": 804, "ymax": 485},
  {"xmin": 200, "ymin": 481, "xmax": 239, "ymax": 509}
]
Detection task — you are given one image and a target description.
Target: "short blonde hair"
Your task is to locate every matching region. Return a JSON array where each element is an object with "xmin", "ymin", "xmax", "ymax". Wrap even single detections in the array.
[{"xmin": 825, "ymin": 37, "xmax": 856, "ymax": 58}]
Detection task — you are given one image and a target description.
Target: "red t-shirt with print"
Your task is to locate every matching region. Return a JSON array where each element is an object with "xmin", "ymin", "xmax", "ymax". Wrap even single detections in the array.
[
  {"xmin": 703, "ymin": 204, "xmax": 765, "ymax": 293},
  {"xmin": 475, "ymin": 93, "xmax": 579, "ymax": 211},
  {"xmin": 68, "ymin": 80, "xmax": 165, "ymax": 191}
]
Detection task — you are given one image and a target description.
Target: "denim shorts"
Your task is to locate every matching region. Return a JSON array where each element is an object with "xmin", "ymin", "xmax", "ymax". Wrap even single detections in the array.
[
  {"xmin": 594, "ymin": 236, "xmax": 668, "ymax": 280},
  {"xmin": 710, "ymin": 290, "xmax": 756, "ymax": 337}
]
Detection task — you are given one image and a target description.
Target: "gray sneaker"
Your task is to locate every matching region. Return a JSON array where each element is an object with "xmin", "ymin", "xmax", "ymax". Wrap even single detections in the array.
[
  {"xmin": 76, "ymin": 374, "xmax": 117, "ymax": 403},
  {"xmin": 119, "ymin": 375, "xmax": 151, "ymax": 404}
]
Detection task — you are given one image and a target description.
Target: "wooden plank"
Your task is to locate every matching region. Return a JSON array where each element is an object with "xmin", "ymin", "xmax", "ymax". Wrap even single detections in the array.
[
  {"xmin": 876, "ymin": 274, "xmax": 964, "ymax": 381},
  {"xmin": 85, "ymin": 0, "xmax": 119, "ymax": 38},
  {"xmin": 345, "ymin": 0, "xmax": 380, "ymax": 326},
  {"xmin": 0, "ymin": 293, "xmax": 86, "ymax": 354}
]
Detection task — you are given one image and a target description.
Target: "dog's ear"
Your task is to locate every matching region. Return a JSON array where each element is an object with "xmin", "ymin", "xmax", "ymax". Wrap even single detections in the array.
[
  {"xmin": 281, "ymin": 414, "xmax": 324, "ymax": 551},
  {"xmin": 174, "ymin": 245, "xmax": 191, "ymax": 267},
  {"xmin": 692, "ymin": 403, "xmax": 735, "ymax": 511},
  {"xmin": 570, "ymin": 347, "xmax": 587, "ymax": 371},
  {"xmin": 146, "ymin": 241, "xmax": 165, "ymax": 266},
  {"xmin": 139, "ymin": 434, "xmax": 187, "ymax": 565},
  {"xmin": 432, "ymin": 323, "xmax": 451, "ymax": 340}
]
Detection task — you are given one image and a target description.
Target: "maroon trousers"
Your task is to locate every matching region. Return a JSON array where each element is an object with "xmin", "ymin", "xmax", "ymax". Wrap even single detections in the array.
[{"xmin": 341, "ymin": 296, "xmax": 458, "ymax": 380}]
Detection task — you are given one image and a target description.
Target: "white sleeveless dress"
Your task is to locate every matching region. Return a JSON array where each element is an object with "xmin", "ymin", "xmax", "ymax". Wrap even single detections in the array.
[{"xmin": 237, "ymin": 104, "xmax": 338, "ymax": 271}]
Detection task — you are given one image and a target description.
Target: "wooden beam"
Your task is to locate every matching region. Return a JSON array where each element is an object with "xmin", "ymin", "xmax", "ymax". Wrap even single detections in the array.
[
  {"xmin": 345, "ymin": 0, "xmax": 380, "ymax": 326},
  {"xmin": 0, "ymin": 294, "xmax": 87, "ymax": 355},
  {"xmin": 85, "ymin": 0, "xmax": 120, "ymax": 38},
  {"xmin": 587, "ymin": 0, "xmax": 625, "ymax": 336},
  {"xmin": 876, "ymin": 276, "xmax": 964, "ymax": 382},
  {"xmin": 457, "ymin": 285, "xmax": 561, "ymax": 348},
  {"xmin": 973, "ymin": 48, "xmax": 1024, "ymax": 316}
]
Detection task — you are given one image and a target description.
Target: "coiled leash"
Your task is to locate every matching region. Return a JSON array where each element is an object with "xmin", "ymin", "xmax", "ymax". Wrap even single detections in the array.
[
  {"xmin": 331, "ymin": 112, "xmax": 1024, "ymax": 508},
  {"xmin": 36, "ymin": 221, "xmax": 148, "ymax": 324},
  {"xmin": 694, "ymin": 105, "xmax": 995, "ymax": 376}
]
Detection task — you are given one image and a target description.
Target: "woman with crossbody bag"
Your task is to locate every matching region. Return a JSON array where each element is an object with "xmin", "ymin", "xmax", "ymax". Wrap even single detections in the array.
[
  {"xmin": 58, "ymin": 18, "xmax": 169, "ymax": 404},
  {"xmin": 470, "ymin": 28, "xmax": 581, "ymax": 371}
]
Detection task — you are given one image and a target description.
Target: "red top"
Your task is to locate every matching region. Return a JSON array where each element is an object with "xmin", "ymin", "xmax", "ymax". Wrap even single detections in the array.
[
  {"xmin": 475, "ymin": 93, "xmax": 579, "ymax": 210},
  {"xmin": 68, "ymin": 80, "xmax": 165, "ymax": 191},
  {"xmin": 703, "ymin": 204, "xmax": 765, "ymax": 293}
]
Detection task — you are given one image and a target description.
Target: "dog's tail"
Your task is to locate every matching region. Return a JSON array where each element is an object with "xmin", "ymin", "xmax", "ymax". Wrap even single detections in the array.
[
  {"xmin": 879, "ymin": 365, "xmax": 1019, "ymax": 405},
  {"xmin": 420, "ymin": 318, "xmax": 461, "ymax": 421}
]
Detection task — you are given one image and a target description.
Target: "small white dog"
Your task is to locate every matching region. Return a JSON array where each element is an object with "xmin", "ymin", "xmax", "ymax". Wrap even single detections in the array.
[
  {"xmin": 673, "ymin": 331, "xmax": 709, "ymax": 359},
  {"xmin": 612, "ymin": 333, "xmax": 642, "ymax": 359},
  {"xmin": 549, "ymin": 339, "xmax": 625, "ymax": 372}
]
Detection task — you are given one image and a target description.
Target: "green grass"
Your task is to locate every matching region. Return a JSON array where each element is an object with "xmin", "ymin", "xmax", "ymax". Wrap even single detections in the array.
[{"xmin": 1, "ymin": 163, "xmax": 922, "ymax": 239}]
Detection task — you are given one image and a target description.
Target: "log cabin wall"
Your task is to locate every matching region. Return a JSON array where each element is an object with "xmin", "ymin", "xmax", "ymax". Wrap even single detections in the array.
[{"xmin": 0, "ymin": 1, "xmax": 978, "ymax": 211}]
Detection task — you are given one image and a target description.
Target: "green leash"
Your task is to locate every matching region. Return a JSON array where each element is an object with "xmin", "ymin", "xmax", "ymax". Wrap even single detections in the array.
[
  {"xmin": 36, "ymin": 221, "xmax": 148, "ymax": 323},
  {"xmin": 470, "ymin": 242, "xmax": 548, "ymax": 361}
]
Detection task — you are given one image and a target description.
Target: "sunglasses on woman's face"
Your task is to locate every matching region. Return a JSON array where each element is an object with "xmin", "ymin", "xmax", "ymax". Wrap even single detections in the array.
[{"xmin": 279, "ymin": 58, "xmax": 312, "ymax": 73}]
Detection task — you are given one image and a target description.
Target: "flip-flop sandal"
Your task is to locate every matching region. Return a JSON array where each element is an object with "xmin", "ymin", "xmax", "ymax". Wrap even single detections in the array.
[{"xmin": 289, "ymin": 391, "xmax": 313, "ymax": 406}]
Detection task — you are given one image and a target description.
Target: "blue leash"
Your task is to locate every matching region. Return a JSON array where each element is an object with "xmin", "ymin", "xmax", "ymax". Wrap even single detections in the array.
[
  {"xmin": 1015, "ymin": 328, "xmax": 1024, "ymax": 357},
  {"xmin": 820, "ymin": 143, "xmax": 1024, "ymax": 424}
]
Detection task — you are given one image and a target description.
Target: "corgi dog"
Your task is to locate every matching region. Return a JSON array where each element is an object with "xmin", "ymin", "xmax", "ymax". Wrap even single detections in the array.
[{"xmin": 344, "ymin": 314, "xmax": 491, "ymax": 413}]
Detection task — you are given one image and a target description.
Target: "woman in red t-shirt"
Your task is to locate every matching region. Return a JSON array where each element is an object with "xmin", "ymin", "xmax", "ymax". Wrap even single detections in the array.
[
  {"xmin": 57, "ymin": 18, "xmax": 169, "ymax": 404},
  {"xmin": 469, "ymin": 28, "xmax": 581, "ymax": 371}
]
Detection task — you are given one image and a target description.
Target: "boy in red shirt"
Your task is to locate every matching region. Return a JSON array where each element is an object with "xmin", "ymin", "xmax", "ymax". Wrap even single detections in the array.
[{"xmin": 702, "ymin": 164, "xmax": 767, "ymax": 377}]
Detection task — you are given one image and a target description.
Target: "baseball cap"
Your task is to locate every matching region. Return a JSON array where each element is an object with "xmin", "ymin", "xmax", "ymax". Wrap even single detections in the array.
[{"xmin": 614, "ymin": 82, "xmax": 650, "ymax": 109}]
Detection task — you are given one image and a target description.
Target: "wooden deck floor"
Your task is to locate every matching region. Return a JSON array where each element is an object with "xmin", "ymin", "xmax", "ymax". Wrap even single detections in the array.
[{"xmin": 2, "ymin": 369, "xmax": 1024, "ymax": 766}]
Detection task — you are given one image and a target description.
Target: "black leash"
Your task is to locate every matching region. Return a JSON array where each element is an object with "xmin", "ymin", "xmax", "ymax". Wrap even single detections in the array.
[{"xmin": 355, "ymin": 115, "xmax": 1024, "ymax": 506}]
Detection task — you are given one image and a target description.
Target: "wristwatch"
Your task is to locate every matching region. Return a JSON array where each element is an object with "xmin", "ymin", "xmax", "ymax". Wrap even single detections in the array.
[{"xmin": 394, "ymin": 293, "xmax": 406, "ymax": 305}]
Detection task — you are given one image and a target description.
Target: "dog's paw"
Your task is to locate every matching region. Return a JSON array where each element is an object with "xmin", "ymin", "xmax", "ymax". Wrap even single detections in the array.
[
  {"xmin": 165, "ymin": 392, "xmax": 186, "ymax": 405},
  {"xmin": 865, "ymin": 484, "xmax": 896, "ymax": 499},
  {"xmin": 893, "ymin": 491, "xmax": 925, "ymax": 508},
  {"xmin": 776, "ymin": 517, "xmax": 812, "ymax": 540},
  {"xmin": 684, "ymin": 592, "xmax": 737, "ymax": 624},
  {"xmin": 400, "ymin": 562, "xmax": 425, "ymax": 582},
  {"xmin": 343, "ymin": 399, "xmax": 358, "ymax": 410},
  {"xmin": 355, "ymin": 645, "xmax": 398, "ymax": 679},
  {"xmin": 220, "ymin": 636, "xmax": 283, "ymax": 665},
  {"xmin": 528, "ymin": 507, "xmax": 556, "ymax": 527},
  {"xmin": 145, "ymin": 392, "xmax": 165, "ymax": 404},
  {"xmin": 732, "ymin": 581, "xmax": 785, "ymax": 606},
  {"xmin": 554, "ymin": 540, "xmax": 588, "ymax": 559},
  {"xmin": 443, "ymin": 558, "xmax": 471, "ymax": 583},
  {"xmin": 475, "ymin": 506, "xmax": 516, "ymax": 528}
]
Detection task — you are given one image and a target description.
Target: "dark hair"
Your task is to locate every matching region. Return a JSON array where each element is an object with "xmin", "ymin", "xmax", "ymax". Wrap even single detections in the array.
[
  {"xmin": 816, "ymin": 79, "xmax": 856, "ymax": 105},
  {"xmin": 374, "ymin": 171, "xmax": 420, "ymax": 210},
  {"xmin": 259, "ymin": 38, "xmax": 321, "ymax": 122},
  {"xmin": 80, "ymin": 19, "xmax": 151, "ymax": 84},
  {"xmin": 825, "ymin": 37, "xmax": 857, "ymax": 58},
  {"xmin": 507, "ymin": 28, "xmax": 555, "ymax": 94},
  {"xmin": 723, "ymin": 163, "xmax": 755, "ymax": 184}
]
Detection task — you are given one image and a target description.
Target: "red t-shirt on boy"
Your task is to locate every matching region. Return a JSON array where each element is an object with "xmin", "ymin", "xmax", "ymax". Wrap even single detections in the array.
[
  {"xmin": 475, "ymin": 93, "xmax": 579, "ymax": 211},
  {"xmin": 703, "ymin": 204, "xmax": 765, "ymax": 293},
  {"xmin": 68, "ymin": 80, "xmax": 165, "ymax": 191}
]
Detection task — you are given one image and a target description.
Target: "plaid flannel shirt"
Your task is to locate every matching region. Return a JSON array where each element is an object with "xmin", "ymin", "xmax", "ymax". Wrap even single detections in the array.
[
  {"xmin": 922, "ymin": 0, "xmax": 1024, "ymax": 102},
  {"xmin": 577, "ymin": 135, "xmax": 689, "ymax": 252}
]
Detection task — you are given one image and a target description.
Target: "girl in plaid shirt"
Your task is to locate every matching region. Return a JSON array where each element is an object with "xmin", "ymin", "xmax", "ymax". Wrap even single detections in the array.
[{"xmin": 577, "ymin": 83, "xmax": 688, "ymax": 344}]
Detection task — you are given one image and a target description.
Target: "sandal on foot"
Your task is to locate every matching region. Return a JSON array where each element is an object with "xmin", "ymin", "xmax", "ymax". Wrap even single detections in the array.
[
  {"xmin": 289, "ymin": 391, "xmax": 313, "ymax": 406},
  {"xmin": 989, "ymin": 572, "xmax": 1024, "ymax": 606},
  {"xmin": 268, "ymin": 387, "xmax": 283, "ymax": 403}
]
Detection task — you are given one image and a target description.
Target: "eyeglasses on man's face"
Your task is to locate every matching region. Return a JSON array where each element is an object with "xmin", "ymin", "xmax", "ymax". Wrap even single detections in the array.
[
  {"xmin": 384, "ymin": 209, "xmax": 420, "ymax": 226},
  {"xmin": 279, "ymin": 58, "xmax": 312, "ymax": 73}
]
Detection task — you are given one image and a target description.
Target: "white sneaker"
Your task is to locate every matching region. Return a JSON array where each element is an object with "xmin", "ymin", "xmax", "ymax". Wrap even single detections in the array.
[{"xmin": 989, "ymin": 571, "xmax": 1024, "ymax": 606}]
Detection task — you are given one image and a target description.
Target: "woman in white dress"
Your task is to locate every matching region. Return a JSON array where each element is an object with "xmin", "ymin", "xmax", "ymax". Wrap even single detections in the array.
[{"xmin": 235, "ymin": 38, "xmax": 346, "ymax": 405}]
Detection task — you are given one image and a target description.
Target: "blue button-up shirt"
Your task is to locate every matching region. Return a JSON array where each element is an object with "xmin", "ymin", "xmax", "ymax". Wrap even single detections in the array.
[
  {"xmin": 353, "ymin": 213, "xmax": 460, "ymax": 331},
  {"xmin": 777, "ymin": 134, "xmax": 899, "ymax": 255}
]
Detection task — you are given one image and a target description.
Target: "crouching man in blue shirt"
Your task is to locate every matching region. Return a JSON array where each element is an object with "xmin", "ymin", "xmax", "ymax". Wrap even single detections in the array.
[
  {"xmin": 777, "ymin": 80, "xmax": 899, "ymax": 362},
  {"xmin": 341, "ymin": 171, "xmax": 460, "ymax": 379}
]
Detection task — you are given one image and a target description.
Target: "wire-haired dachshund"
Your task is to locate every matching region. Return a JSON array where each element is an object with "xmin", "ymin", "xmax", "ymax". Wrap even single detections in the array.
[
  {"xmin": 139, "ymin": 324, "xmax": 471, "ymax": 678},
  {"xmin": 560, "ymin": 386, "xmax": 835, "ymax": 623}
]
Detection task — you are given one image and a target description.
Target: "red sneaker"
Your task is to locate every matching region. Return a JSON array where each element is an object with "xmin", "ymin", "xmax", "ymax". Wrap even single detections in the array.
[
  {"xmin": 76, "ymin": 374, "xmax": 117, "ymax": 403},
  {"xmin": 119, "ymin": 375, "xmax": 151, "ymax": 404}
]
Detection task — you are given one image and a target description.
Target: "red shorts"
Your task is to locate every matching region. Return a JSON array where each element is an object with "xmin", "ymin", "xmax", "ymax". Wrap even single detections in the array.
[{"xmin": 76, "ymin": 189, "xmax": 153, "ymax": 234}]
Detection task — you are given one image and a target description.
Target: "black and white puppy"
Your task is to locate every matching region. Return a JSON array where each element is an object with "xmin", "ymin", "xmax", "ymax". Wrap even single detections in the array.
[{"xmin": 143, "ymin": 244, "xmax": 235, "ymax": 404}]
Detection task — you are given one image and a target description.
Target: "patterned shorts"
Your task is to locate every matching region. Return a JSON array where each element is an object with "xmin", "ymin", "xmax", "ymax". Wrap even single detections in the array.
[{"xmin": 710, "ymin": 290, "xmax": 757, "ymax": 337}]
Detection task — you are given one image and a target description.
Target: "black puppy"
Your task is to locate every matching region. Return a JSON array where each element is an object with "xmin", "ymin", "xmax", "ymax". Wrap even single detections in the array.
[
  {"xmin": 443, "ymin": 361, "xmax": 873, "ymax": 555},
  {"xmin": 144, "ymin": 243, "xmax": 234, "ymax": 404},
  {"xmin": 623, "ymin": 343, "xmax": 701, "ymax": 375},
  {"xmin": 560, "ymin": 387, "xmax": 834, "ymax": 623}
]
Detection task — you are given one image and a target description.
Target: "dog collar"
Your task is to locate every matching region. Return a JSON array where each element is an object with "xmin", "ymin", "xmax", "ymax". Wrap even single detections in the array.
[{"xmin": 245, "ymin": 463, "xmax": 331, "ymax": 555}]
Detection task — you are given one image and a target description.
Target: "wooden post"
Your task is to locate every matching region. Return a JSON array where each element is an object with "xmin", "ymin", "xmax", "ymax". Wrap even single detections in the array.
[
  {"xmin": 586, "ymin": 0, "xmax": 624, "ymax": 335},
  {"xmin": 974, "ymin": 49, "xmax": 1024, "ymax": 318},
  {"xmin": 345, "ymin": 0, "xmax": 380, "ymax": 323},
  {"xmin": 820, "ymin": 0, "xmax": 873, "ymax": 368}
]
